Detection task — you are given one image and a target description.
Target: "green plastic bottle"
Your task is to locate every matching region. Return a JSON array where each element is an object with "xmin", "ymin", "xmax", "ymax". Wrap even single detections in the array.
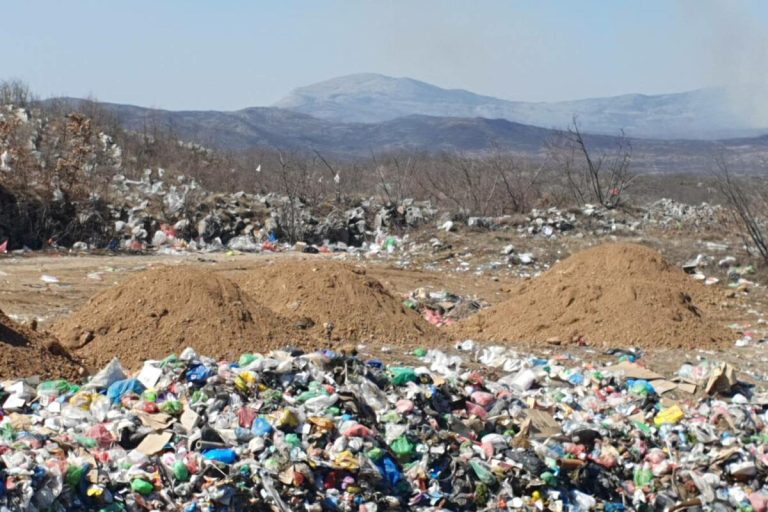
[
  {"xmin": 131, "ymin": 478, "xmax": 154, "ymax": 495},
  {"xmin": 172, "ymin": 461, "xmax": 189, "ymax": 481},
  {"xmin": 469, "ymin": 460, "xmax": 496, "ymax": 485}
]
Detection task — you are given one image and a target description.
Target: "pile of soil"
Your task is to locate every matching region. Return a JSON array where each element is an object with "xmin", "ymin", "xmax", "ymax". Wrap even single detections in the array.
[
  {"xmin": 0, "ymin": 309, "xmax": 83, "ymax": 379},
  {"xmin": 449, "ymin": 243, "xmax": 731, "ymax": 348},
  {"xmin": 241, "ymin": 259, "xmax": 444, "ymax": 346},
  {"xmin": 54, "ymin": 266, "xmax": 306, "ymax": 369}
]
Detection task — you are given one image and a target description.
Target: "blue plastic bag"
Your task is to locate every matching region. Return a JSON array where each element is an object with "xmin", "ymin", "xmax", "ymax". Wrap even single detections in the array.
[
  {"xmin": 203, "ymin": 448, "xmax": 238, "ymax": 464},
  {"xmin": 251, "ymin": 417, "xmax": 273, "ymax": 436},
  {"xmin": 376, "ymin": 455, "xmax": 403, "ymax": 487},
  {"xmin": 106, "ymin": 378, "xmax": 145, "ymax": 404},
  {"xmin": 185, "ymin": 364, "xmax": 213, "ymax": 384}
]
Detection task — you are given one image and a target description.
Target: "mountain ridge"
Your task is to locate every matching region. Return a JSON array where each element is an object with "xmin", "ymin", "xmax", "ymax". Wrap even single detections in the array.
[
  {"xmin": 275, "ymin": 73, "xmax": 768, "ymax": 140},
  {"xmin": 38, "ymin": 97, "xmax": 768, "ymax": 173}
]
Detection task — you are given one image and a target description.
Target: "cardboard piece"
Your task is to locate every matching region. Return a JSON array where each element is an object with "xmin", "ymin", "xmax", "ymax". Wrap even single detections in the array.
[
  {"xmin": 181, "ymin": 404, "xmax": 199, "ymax": 432},
  {"xmin": 136, "ymin": 431, "xmax": 172, "ymax": 456},
  {"xmin": 676, "ymin": 382, "xmax": 697, "ymax": 394},
  {"xmin": 511, "ymin": 417, "xmax": 532, "ymax": 448},
  {"xmin": 671, "ymin": 378, "xmax": 698, "ymax": 394},
  {"xmin": 136, "ymin": 411, "xmax": 175, "ymax": 431},
  {"xmin": 659, "ymin": 397, "xmax": 679, "ymax": 408},
  {"xmin": 706, "ymin": 363, "xmax": 736, "ymax": 395},
  {"xmin": 525, "ymin": 410, "xmax": 560, "ymax": 438},
  {"xmin": 610, "ymin": 361, "xmax": 663, "ymax": 380},
  {"xmin": 649, "ymin": 379, "xmax": 678, "ymax": 395}
]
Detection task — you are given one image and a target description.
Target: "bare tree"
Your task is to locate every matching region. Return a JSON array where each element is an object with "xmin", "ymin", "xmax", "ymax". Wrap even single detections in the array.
[
  {"xmin": 313, "ymin": 150, "xmax": 342, "ymax": 205},
  {"xmin": 371, "ymin": 152, "xmax": 418, "ymax": 205},
  {"xmin": 714, "ymin": 153, "xmax": 768, "ymax": 262},
  {"xmin": 0, "ymin": 79, "xmax": 35, "ymax": 108},
  {"xmin": 549, "ymin": 117, "xmax": 635, "ymax": 209},
  {"xmin": 488, "ymin": 147, "xmax": 543, "ymax": 213}
]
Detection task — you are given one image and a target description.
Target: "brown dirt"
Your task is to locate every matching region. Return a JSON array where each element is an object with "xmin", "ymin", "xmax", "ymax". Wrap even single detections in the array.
[
  {"xmin": 448, "ymin": 243, "xmax": 733, "ymax": 348},
  {"xmin": 240, "ymin": 258, "xmax": 445, "ymax": 347},
  {"xmin": 53, "ymin": 266, "xmax": 310, "ymax": 370},
  {"xmin": 0, "ymin": 308, "xmax": 83, "ymax": 380}
]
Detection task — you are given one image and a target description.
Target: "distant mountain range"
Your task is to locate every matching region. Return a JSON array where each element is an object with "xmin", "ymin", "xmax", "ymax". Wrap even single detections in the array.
[
  {"xmin": 48, "ymin": 98, "xmax": 576, "ymax": 153},
  {"xmin": 276, "ymin": 73, "xmax": 768, "ymax": 140},
  {"xmin": 43, "ymin": 73, "xmax": 768, "ymax": 172}
]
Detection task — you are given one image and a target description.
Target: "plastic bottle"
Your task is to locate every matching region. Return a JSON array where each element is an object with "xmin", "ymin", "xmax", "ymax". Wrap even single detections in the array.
[
  {"xmin": 172, "ymin": 461, "xmax": 190, "ymax": 482},
  {"xmin": 131, "ymin": 478, "xmax": 154, "ymax": 495},
  {"xmin": 633, "ymin": 463, "xmax": 654, "ymax": 487},
  {"xmin": 469, "ymin": 460, "xmax": 496, "ymax": 485}
]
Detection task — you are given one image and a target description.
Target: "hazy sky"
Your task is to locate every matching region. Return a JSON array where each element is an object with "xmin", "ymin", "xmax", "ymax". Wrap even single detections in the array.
[{"xmin": 5, "ymin": 0, "xmax": 768, "ymax": 110}]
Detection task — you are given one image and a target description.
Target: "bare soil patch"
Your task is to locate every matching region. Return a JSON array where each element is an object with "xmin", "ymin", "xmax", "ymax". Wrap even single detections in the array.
[
  {"xmin": 449, "ymin": 243, "xmax": 732, "ymax": 348},
  {"xmin": 54, "ymin": 266, "xmax": 307, "ymax": 369}
]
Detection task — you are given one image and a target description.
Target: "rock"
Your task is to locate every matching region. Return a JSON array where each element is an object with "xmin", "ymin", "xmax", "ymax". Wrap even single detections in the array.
[{"xmin": 76, "ymin": 330, "xmax": 95, "ymax": 349}]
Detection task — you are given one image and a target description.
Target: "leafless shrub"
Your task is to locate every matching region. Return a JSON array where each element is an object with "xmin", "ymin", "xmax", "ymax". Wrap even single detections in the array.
[
  {"xmin": 413, "ymin": 152, "xmax": 494, "ymax": 216},
  {"xmin": 0, "ymin": 79, "xmax": 35, "ymax": 108},
  {"xmin": 713, "ymin": 154, "xmax": 768, "ymax": 262},
  {"xmin": 549, "ymin": 117, "xmax": 634, "ymax": 209},
  {"xmin": 487, "ymin": 148, "xmax": 542, "ymax": 214},
  {"xmin": 370, "ymin": 152, "xmax": 417, "ymax": 205}
]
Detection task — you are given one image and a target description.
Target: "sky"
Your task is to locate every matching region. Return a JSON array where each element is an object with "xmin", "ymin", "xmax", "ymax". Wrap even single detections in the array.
[{"xmin": 4, "ymin": 0, "xmax": 768, "ymax": 111}]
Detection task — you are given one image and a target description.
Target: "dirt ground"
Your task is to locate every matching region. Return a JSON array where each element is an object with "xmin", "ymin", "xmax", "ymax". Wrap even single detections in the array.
[
  {"xmin": 0, "ymin": 252, "xmax": 506, "ymax": 326},
  {"xmin": 1, "ymin": 225, "xmax": 767, "ymax": 387}
]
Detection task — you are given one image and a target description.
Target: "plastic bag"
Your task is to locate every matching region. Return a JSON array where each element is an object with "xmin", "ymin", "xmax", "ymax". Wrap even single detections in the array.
[{"xmin": 106, "ymin": 378, "xmax": 145, "ymax": 404}]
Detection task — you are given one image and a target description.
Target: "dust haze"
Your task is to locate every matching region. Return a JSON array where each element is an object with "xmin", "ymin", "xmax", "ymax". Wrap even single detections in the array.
[{"xmin": 681, "ymin": 0, "xmax": 768, "ymax": 128}]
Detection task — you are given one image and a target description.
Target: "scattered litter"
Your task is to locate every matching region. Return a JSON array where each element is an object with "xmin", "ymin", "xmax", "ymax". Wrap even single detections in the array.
[
  {"xmin": 0, "ymin": 343, "xmax": 763, "ymax": 510},
  {"xmin": 404, "ymin": 288, "xmax": 487, "ymax": 326}
]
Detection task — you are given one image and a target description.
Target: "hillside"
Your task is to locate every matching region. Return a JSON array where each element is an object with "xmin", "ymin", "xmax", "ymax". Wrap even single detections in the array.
[
  {"xmin": 42, "ymin": 98, "xmax": 597, "ymax": 154},
  {"xmin": 42, "ymin": 98, "xmax": 768, "ymax": 172}
]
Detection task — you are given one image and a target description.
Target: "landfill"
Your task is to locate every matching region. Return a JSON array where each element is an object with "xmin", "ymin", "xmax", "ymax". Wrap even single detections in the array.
[{"xmin": 0, "ymin": 340, "xmax": 766, "ymax": 512}]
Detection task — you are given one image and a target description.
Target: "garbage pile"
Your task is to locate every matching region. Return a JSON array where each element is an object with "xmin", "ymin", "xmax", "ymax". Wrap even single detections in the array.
[
  {"xmin": 104, "ymin": 171, "xmax": 438, "ymax": 252},
  {"xmin": 522, "ymin": 208, "xmax": 577, "ymax": 237},
  {"xmin": 460, "ymin": 204, "xmax": 639, "ymax": 238},
  {"xmin": 683, "ymin": 253, "xmax": 757, "ymax": 291},
  {"xmin": 374, "ymin": 200, "xmax": 438, "ymax": 232},
  {"xmin": 643, "ymin": 199, "xmax": 727, "ymax": 230},
  {"xmin": 0, "ymin": 342, "xmax": 766, "ymax": 511},
  {"xmin": 0, "ymin": 103, "xmax": 437, "ymax": 253},
  {"xmin": 457, "ymin": 200, "xmax": 730, "ymax": 239},
  {"xmin": 404, "ymin": 288, "xmax": 488, "ymax": 327}
]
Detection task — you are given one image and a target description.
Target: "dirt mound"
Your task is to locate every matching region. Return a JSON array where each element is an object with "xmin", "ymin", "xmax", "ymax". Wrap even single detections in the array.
[
  {"xmin": 241, "ymin": 259, "xmax": 444, "ymax": 346},
  {"xmin": 0, "ymin": 309, "xmax": 83, "ymax": 379},
  {"xmin": 449, "ymin": 243, "xmax": 731, "ymax": 348},
  {"xmin": 54, "ymin": 266, "xmax": 305, "ymax": 369}
]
